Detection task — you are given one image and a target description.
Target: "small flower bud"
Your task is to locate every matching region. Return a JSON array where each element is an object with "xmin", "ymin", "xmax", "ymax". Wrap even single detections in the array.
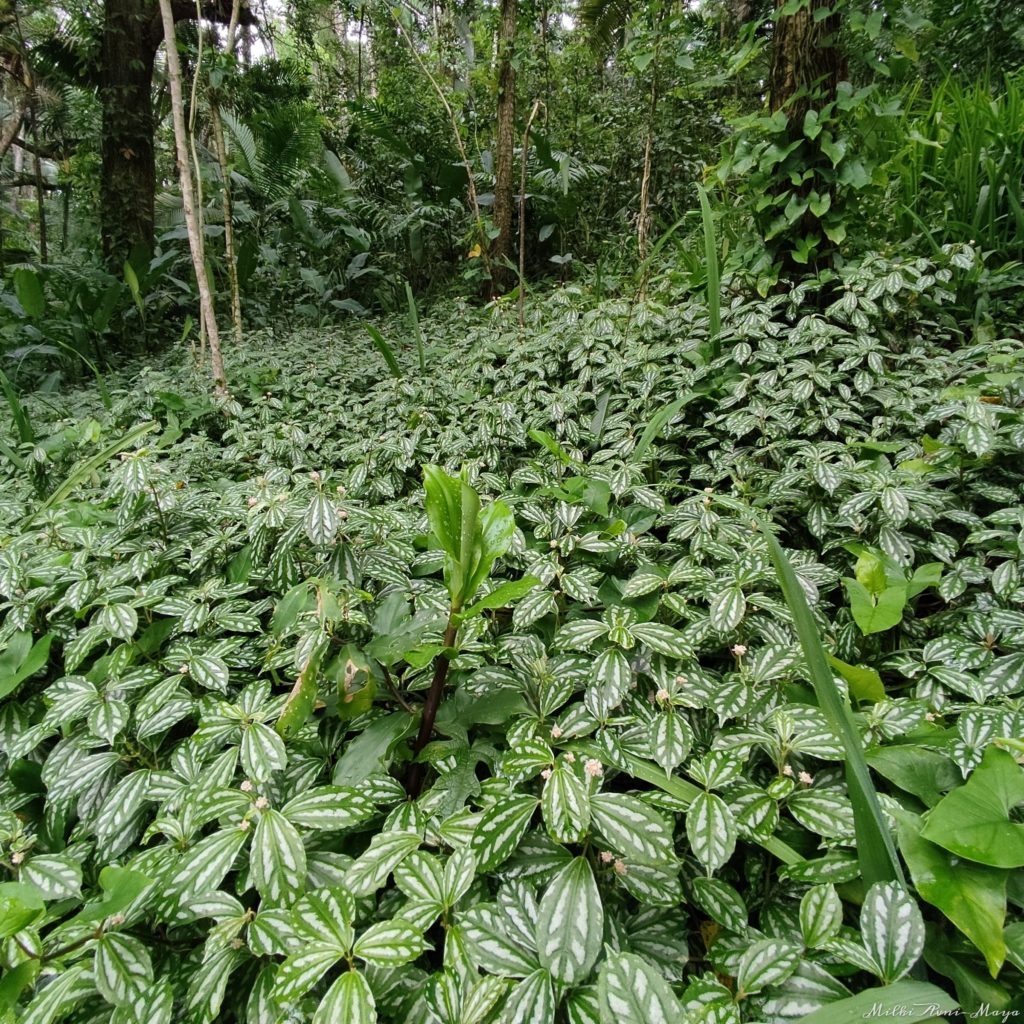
[
  {"xmin": 798, "ymin": 771, "xmax": 814, "ymax": 785},
  {"xmin": 782, "ymin": 764, "xmax": 794, "ymax": 777},
  {"xmin": 254, "ymin": 796, "xmax": 269, "ymax": 810},
  {"xmin": 10, "ymin": 851, "xmax": 23, "ymax": 865},
  {"xmin": 674, "ymin": 674, "xmax": 687, "ymax": 685},
  {"xmin": 109, "ymin": 913, "xmax": 125, "ymax": 926},
  {"xmin": 239, "ymin": 819, "xmax": 251, "ymax": 831},
  {"xmin": 564, "ymin": 752, "xmax": 576, "ymax": 764},
  {"xmin": 584, "ymin": 758, "xmax": 604, "ymax": 778},
  {"xmin": 550, "ymin": 726, "xmax": 563, "ymax": 739},
  {"xmin": 541, "ymin": 768, "xmax": 552, "ymax": 780},
  {"xmin": 600, "ymin": 851, "xmax": 614, "ymax": 864},
  {"xmin": 731, "ymin": 644, "xmax": 747, "ymax": 657},
  {"xmin": 613, "ymin": 859, "xmax": 627, "ymax": 875},
  {"xmin": 240, "ymin": 780, "xmax": 254, "ymax": 793}
]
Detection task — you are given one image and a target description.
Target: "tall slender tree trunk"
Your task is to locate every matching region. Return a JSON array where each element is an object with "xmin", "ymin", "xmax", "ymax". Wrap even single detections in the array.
[
  {"xmin": 158, "ymin": 0, "xmax": 226, "ymax": 390},
  {"xmin": 100, "ymin": 0, "xmax": 156, "ymax": 270},
  {"xmin": 29, "ymin": 106, "xmax": 47, "ymax": 262},
  {"xmin": 211, "ymin": 0, "xmax": 243, "ymax": 345},
  {"xmin": 769, "ymin": 0, "xmax": 844, "ymax": 122},
  {"xmin": 490, "ymin": 0, "xmax": 517, "ymax": 295}
]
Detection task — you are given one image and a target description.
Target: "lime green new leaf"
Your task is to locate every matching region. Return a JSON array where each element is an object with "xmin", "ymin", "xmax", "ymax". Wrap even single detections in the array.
[
  {"xmin": 364, "ymin": 324, "xmax": 402, "ymax": 378},
  {"xmin": 765, "ymin": 531, "xmax": 904, "ymax": 887},
  {"xmin": 827, "ymin": 654, "xmax": 886, "ymax": 703},
  {"xmin": 0, "ymin": 632, "xmax": 53, "ymax": 701},
  {"xmin": 920, "ymin": 745, "xmax": 1024, "ymax": 868},
  {"xmin": 0, "ymin": 882, "xmax": 44, "ymax": 938},
  {"xmin": 843, "ymin": 578, "xmax": 907, "ymax": 634},
  {"xmin": 72, "ymin": 867, "xmax": 151, "ymax": 926},
  {"xmin": 460, "ymin": 576, "xmax": 540, "ymax": 620},
  {"xmin": 14, "ymin": 267, "xmax": 45, "ymax": 318}
]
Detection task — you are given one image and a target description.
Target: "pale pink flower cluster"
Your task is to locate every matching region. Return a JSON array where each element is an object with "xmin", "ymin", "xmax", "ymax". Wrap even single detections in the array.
[{"xmin": 584, "ymin": 758, "xmax": 603, "ymax": 778}]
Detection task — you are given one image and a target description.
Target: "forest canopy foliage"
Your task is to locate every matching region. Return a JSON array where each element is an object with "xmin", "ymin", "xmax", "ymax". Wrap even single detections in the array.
[{"xmin": 2, "ymin": 0, "xmax": 1024, "ymax": 1022}]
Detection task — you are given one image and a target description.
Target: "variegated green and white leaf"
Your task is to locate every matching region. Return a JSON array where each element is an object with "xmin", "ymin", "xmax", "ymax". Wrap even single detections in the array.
[
  {"xmin": 542, "ymin": 764, "xmax": 590, "ymax": 844},
  {"xmin": 735, "ymin": 937, "xmax": 801, "ymax": 996},
  {"xmin": 291, "ymin": 887, "xmax": 354, "ymax": 949},
  {"xmin": 460, "ymin": 906, "xmax": 540, "ymax": 977},
  {"xmin": 860, "ymin": 881, "xmax": 925, "ymax": 983},
  {"xmin": 500, "ymin": 967, "xmax": 555, "ymax": 1024},
  {"xmin": 799, "ymin": 885, "xmax": 843, "ymax": 948},
  {"xmin": 21, "ymin": 854, "xmax": 82, "ymax": 900},
  {"xmin": 352, "ymin": 918, "xmax": 425, "ymax": 966},
  {"xmin": 241, "ymin": 722, "xmax": 287, "ymax": 782},
  {"xmin": 554, "ymin": 619, "xmax": 610, "ymax": 652},
  {"xmin": 95, "ymin": 932, "xmax": 153, "ymax": 1007},
  {"xmin": 597, "ymin": 951, "xmax": 682, "ymax": 1024},
  {"xmin": 282, "ymin": 786, "xmax": 376, "ymax": 830},
  {"xmin": 708, "ymin": 586, "xmax": 746, "ymax": 633},
  {"xmin": 590, "ymin": 792, "xmax": 675, "ymax": 864},
  {"xmin": 686, "ymin": 791, "xmax": 736, "ymax": 875},
  {"xmin": 628, "ymin": 622, "xmax": 692, "ymax": 659},
  {"xmin": 346, "ymin": 829, "xmax": 421, "ymax": 896},
  {"xmin": 535, "ymin": 857, "xmax": 603, "ymax": 985},
  {"xmin": 164, "ymin": 828, "xmax": 248, "ymax": 908},
  {"xmin": 252, "ymin": 809, "xmax": 306, "ymax": 904},
  {"xmin": 99, "ymin": 603, "xmax": 138, "ymax": 641},
  {"xmin": 304, "ymin": 491, "xmax": 339, "ymax": 546},
  {"xmin": 313, "ymin": 970, "xmax": 376, "ymax": 1024},
  {"xmin": 586, "ymin": 647, "xmax": 631, "ymax": 717},
  {"xmin": 274, "ymin": 944, "xmax": 345, "ymax": 1004},
  {"xmin": 471, "ymin": 794, "xmax": 538, "ymax": 872},
  {"xmin": 188, "ymin": 655, "xmax": 230, "ymax": 693},
  {"xmin": 650, "ymin": 712, "xmax": 692, "ymax": 774}
]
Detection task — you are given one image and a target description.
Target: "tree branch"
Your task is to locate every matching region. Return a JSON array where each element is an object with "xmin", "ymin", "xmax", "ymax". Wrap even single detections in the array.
[{"xmin": 146, "ymin": 0, "xmax": 257, "ymax": 54}]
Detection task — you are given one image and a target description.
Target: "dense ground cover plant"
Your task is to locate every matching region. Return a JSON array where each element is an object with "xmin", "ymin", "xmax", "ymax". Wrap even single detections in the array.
[{"xmin": 0, "ymin": 251, "xmax": 1023, "ymax": 1022}]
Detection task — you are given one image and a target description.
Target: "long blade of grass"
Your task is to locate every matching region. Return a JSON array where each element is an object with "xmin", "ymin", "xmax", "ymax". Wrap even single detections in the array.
[
  {"xmin": 624, "ymin": 754, "xmax": 804, "ymax": 866},
  {"xmin": 764, "ymin": 529, "xmax": 905, "ymax": 888},
  {"xmin": 363, "ymin": 324, "xmax": 402, "ymax": 379},
  {"xmin": 0, "ymin": 368, "xmax": 35, "ymax": 444},
  {"xmin": 697, "ymin": 184, "xmax": 721, "ymax": 360},
  {"xmin": 22, "ymin": 421, "xmax": 158, "ymax": 529},
  {"xmin": 404, "ymin": 282, "xmax": 427, "ymax": 373}
]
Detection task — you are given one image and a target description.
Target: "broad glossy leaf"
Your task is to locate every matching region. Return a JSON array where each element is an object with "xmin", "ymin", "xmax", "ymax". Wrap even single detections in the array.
[
  {"xmin": 897, "ymin": 813, "xmax": 1006, "ymax": 976},
  {"xmin": 921, "ymin": 746, "xmax": 1024, "ymax": 867}
]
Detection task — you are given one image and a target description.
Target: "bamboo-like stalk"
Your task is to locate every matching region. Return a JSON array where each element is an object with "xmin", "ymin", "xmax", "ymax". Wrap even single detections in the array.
[
  {"xmin": 157, "ymin": 0, "xmax": 226, "ymax": 390},
  {"xmin": 517, "ymin": 99, "xmax": 543, "ymax": 328}
]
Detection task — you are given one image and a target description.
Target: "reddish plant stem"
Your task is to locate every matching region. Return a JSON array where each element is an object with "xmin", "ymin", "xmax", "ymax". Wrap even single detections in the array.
[{"xmin": 405, "ymin": 614, "xmax": 459, "ymax": 798}]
